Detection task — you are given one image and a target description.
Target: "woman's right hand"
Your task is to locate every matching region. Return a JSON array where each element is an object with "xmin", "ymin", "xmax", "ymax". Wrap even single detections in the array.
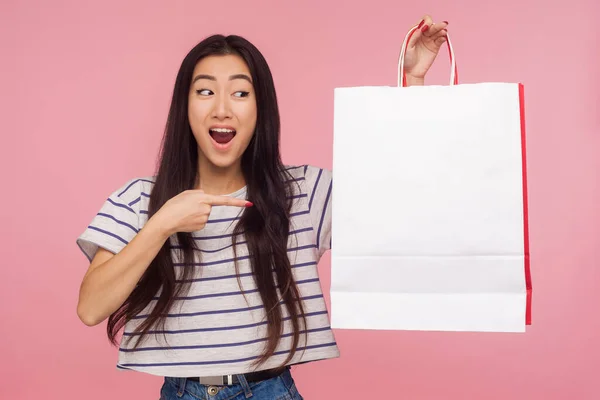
[{"xmin": 152, "ymin": 189, "xmax": 252, "ymax": 237}]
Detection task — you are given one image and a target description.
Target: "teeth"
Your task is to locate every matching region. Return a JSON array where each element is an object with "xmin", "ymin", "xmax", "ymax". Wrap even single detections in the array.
[{"xmin": 210, "ymin": 128, "xmax": 235, "ymax": 133}]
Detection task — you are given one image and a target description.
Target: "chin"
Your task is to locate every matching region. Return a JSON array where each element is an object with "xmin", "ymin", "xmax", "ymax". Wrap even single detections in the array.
[
  {"xmin": 203, "ymin": 151, "xmax": 243, "ymax": 170},
  {"xmin": 212, "ymin": 159, "xmax": 240, "ymax": 169}
]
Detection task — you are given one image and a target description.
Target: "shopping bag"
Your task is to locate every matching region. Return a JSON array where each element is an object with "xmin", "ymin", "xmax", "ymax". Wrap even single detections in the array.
[{"xmin": 330, "ymin": 25, "xmax": 531, "ymax": 333}]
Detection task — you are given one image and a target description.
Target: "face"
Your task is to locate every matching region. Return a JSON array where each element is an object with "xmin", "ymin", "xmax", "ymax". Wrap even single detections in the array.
[{"xmin": 188, "ymin": 54, "xmax": 257, "ymax": 170}]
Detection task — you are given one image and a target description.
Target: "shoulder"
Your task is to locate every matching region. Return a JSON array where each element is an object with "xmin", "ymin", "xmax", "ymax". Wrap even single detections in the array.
[
  {"xmin": 282, "ymin": 164, "xmax": 331, "ymax": 183},
  {"xmin": 105, "ymin": 176, "xmax": 156, "ymax": 208},
  {"xmin": 283, "ymin": 165, "xmax": 332, "ymax": 206},
  {"xmin": 303, "ymin": 165, "xmax": 332, "ymax": 184}
]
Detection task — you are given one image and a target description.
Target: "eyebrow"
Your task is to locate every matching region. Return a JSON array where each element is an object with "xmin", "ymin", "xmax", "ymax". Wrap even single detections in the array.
[{"xmin": 192, "ymin": 74, "xmax": 253, "ymax": 84}]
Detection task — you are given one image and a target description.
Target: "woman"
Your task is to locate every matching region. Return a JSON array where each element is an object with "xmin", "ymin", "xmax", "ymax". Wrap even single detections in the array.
[{"xmin": 76, "ymin": 14, "xmax": 448, "ymax": 400}]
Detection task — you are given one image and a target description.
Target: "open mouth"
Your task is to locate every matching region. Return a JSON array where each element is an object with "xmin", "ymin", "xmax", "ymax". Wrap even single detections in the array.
[{"xmin": 209, "ymin": 128, "xmax": 236, "ymax": 145}]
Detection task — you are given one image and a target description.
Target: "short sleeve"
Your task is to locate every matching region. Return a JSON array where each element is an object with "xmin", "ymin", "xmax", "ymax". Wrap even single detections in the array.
[
  {"xmin": 304, "ymin": 165, "xmax": 333, "ymax": 259},
  {"xmin": 76, "ymin": 178, "xmax": 143, "ymax": 262}
]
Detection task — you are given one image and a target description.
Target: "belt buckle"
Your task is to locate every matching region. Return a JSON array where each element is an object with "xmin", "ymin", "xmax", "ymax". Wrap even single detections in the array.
[
  {"xmin": 198, "ymin": 376, "xmax": 224, "ymax": 386},
  {"xmin": 198, "ymin": 375, "xmax": 234, "ymax": 386}
]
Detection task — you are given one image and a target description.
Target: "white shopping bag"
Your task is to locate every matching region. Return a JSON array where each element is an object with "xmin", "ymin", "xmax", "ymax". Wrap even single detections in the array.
[{"xmin": 330, "ymin": 25, "xmax": 532, "ymax": 333}]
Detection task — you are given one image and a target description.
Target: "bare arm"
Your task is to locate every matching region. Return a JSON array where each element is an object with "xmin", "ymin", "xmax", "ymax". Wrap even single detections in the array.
[
  {"xmin": 76, "ymin": 189, "xmax": 251, "ymax": 326},
  {"xmin": 76, "ymin": 216, "xmax": 169, "ymax": 326}
]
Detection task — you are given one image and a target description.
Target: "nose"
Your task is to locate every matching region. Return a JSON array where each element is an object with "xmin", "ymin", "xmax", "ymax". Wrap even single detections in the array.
[{"xmin": 212, "ymin": 92, "xmax": 232, "ymax": 120}]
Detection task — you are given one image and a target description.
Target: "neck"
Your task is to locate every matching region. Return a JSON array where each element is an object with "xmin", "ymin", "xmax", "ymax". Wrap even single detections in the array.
[{"xmin": 195, "ymin": 156, "xmax": 246, "ymax": 196}]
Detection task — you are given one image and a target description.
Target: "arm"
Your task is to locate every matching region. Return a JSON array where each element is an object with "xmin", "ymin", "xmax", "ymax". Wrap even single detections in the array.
[
  {"xmin": 76, "ymin": 216, "xmax": 169, "ymax": 326},
  {"xmin": 75, "ymin": 184, "xmax": 250, "ymax": 326},
  {"xmin": 405, "ymin": 76, "xmax": 425, "ymax": 86}
]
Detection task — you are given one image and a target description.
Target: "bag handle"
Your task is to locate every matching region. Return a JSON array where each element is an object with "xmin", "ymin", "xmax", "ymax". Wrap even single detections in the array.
[{"xmin": 397, "ymin": 24, "xmax": 458, "ymax": 87}]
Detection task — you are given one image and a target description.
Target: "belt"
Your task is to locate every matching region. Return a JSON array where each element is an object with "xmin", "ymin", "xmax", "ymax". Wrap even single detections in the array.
[{"xmin": 187, "ymin": 367, "xmax": 284, "ymax": 386}]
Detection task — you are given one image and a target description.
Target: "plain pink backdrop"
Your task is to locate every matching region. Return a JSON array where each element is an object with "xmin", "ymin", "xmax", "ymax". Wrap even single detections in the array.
[{"xmin": 2, "ymin": 0, "xmax": 599, "ymax": 398}]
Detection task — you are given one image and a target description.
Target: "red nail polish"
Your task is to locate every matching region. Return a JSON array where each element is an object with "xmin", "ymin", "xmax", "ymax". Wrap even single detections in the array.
[
  {"xmin": 443, "ymin": 20, "xmax": 449, "ymax": 25},
  {"xmin": 417, "ymin": 19, "xmax": 424, "ymax": 28},
  {"xmin": 421, "ymin": 24, "xmax": 429, "ymax": 33},
  {"xmin": 245, "ymin": 201, "xmax": 253, "ymax": 207}
]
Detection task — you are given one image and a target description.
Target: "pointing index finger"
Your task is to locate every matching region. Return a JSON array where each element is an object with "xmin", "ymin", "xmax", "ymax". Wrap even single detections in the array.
[{"xmin": 203, "ymin": 195, "xmax": 253, "ymax": 208}]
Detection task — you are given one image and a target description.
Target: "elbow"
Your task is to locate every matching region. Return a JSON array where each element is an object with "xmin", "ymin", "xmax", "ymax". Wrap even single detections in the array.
[{"xmin": 77, "ymin": 302, "xmax": 104, "ymax": 327}]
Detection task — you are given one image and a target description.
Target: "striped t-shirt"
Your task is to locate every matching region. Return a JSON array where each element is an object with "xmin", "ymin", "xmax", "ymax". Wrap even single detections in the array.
[{"xmin": 76, "ymin": 165, "xmax": 339, "ymax": 377}]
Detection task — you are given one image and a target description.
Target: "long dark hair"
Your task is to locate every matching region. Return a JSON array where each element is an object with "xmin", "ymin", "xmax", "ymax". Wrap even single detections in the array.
[{"xmin": 107, "ymin": 34, "xmax": 307, "ymax": 368}]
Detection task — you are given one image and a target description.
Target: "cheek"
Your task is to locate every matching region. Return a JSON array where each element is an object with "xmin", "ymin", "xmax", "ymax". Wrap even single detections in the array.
[
  {"xmin": 188, "ymin": 103, "xmax": 210, "ymax": 133},
  {"xmin": 238, "ymin": 103, "xmax": 257, "ymax": 133},
  {"xmin": 188, "ymin": 102, "xmax": 204, "ymax": 122}
]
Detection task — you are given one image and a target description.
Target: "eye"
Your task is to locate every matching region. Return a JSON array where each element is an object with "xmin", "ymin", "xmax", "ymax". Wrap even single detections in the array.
[
  {"xmin": 196, "ymin": 89, "xmax": 213, "ymax": 96},
  {"xmin": 233, "ymin": 91, "xmax": 250, "ymax": 98}
]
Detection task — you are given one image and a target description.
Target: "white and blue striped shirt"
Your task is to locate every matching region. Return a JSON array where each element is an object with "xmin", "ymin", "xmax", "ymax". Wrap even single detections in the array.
[{"xmin": 76, "ymin": 165, "xmax": 339, "ymax": 377}]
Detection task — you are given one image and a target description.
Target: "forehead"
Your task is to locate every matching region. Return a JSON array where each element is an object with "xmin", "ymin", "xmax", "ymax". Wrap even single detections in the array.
[{"xmin": 192, "ymin": 54, "xmax": 251, "ymax": 79}]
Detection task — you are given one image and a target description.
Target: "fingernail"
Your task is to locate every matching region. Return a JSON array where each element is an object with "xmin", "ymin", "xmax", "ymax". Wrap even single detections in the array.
[
  {"xmin": 417, "ymin": 19, "xmax": 424, "ymax": 28},
  {"xmin": 245, "ymin": 201, "xmax": 253, "ymax": 207},
  {"xmin": 443, "ymin": 21, "xmax": 449, "ymax": 25},
  {"xmin": 421, "ymin": 24, "xmax": 429, "ymax": 33}
]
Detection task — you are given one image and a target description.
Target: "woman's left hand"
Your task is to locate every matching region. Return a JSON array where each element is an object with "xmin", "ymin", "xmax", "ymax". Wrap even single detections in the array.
[{"xmin": 403, "ymin": 15, "xmax": 449, "ymax": 85}]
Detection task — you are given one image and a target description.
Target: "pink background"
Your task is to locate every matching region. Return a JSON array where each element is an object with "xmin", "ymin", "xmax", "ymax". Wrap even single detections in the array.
[{"xmin": 2, "ymin": 0, "xmax": 599, "ymax": 398}]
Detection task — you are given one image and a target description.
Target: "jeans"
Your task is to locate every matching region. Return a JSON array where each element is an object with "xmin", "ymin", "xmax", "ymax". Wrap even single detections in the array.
[{"xmin": 159, "ymin": 367, "xmax": 304, "ymax": 400}]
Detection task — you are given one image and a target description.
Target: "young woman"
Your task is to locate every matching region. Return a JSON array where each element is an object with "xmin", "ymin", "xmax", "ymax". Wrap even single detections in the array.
[{"xmin": 76, "ymin": 14, "xmax": 448, "ymax": 400}]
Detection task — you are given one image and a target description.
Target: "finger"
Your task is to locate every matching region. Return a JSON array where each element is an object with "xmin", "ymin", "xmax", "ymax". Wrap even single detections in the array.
[
  {"xmin": 427, "ymin": 21, "xmax": 448, "ymax": 38},
  {"xmin": 433, "ymin": 34, "xmax": 448, "ymax": 47},
  {"xmin": 408, "ymin": 14, "xmax": 432, "ymax": 48},
  {"xmin": 418, "ymin": 14, "xmax": 434, "ymax": 37},
  {"xmin": 203, "ymin": 194, "xmax": 252, "ymax": 208},
  {"xmin": 431, "ymin": 28, "xmax": 448, "ymax": 40},
  {"xmin": 430, "ymin": 27, "xmax": 448, "ymax": 47},
  {"xmin": 417, "ymin": 14, "xmax": 433, "ymax": 29}
]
